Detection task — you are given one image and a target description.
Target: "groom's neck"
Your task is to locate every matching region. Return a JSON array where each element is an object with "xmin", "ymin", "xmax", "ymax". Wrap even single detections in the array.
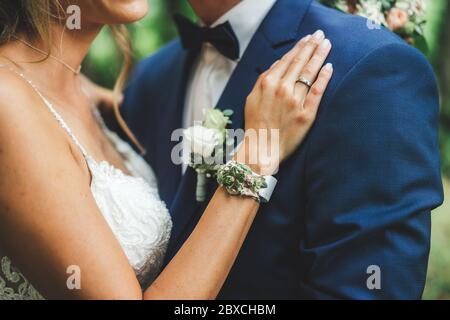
[{"xmin": 188, "ymin": 0, "xmax": 241, "ymax": 25}]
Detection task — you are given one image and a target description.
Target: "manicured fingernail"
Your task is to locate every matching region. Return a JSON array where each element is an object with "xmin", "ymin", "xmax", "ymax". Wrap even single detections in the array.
[
  {"xmin": 313, "ymin": 30, "xmax": 325, "ymax": 40},
  {"xmin": 324, "ymin": 63, "xmax": 333, "ymax": 71},
  {"xmin": 321, "ymin": 39, "xmax": 331, "ymax": 49}
]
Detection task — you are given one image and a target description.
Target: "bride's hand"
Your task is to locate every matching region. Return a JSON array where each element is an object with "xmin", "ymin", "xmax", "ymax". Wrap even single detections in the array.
[{"xmin": 240, "ymin": 30, "xmax": 333, "ymax": 175}]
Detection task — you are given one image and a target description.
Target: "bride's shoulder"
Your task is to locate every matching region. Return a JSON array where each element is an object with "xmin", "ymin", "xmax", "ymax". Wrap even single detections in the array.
[
  {"xmin": 0, "ymin": 66, "xmax": 41, "ymax": 114},
  {"xmin": 0, "ymin": 65, "xmax": 68, "ymax": 157},
  {"xmin": 0, "ymin": 66, "xmax": 47, "ymax": 122}
]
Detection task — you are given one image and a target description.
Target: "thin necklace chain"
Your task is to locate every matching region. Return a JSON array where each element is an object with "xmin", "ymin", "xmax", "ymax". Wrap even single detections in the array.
[{"xmin": 14, "ymin": 36, "xmax": 82, "ymax": 75}]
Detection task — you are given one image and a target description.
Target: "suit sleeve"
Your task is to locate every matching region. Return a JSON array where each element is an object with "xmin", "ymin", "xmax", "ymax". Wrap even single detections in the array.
[{"xmin": 299, "ymin": 43, "xmax": 444, "ymax": 299}]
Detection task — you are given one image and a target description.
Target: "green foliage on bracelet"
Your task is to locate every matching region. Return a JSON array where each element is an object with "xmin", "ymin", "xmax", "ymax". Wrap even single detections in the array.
[{"xmin": 217, "ymin": 161, "xmax": 267, "ymax": 198}]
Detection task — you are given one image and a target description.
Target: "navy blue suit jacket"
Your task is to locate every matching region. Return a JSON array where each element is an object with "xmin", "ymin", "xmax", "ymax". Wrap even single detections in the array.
[{"xmin": 122, "ymin": 0, "xmax": 443, "ymax": 299}]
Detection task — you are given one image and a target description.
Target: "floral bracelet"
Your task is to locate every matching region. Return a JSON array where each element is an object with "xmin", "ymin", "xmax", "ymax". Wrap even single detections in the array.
[{"xmin": 216, "ymin": 160, "xmax": 269, "ymax": 202}]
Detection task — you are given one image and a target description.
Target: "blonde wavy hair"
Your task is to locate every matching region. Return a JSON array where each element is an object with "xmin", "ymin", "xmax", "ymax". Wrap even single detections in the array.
[{"xmin": 0, "ymin": 0, "xmax": 145, "ymax": 154}]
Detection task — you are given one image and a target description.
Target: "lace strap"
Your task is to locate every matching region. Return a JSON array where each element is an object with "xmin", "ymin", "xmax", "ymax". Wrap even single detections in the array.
[{"xmin": 0, "ymin": 65, "xmax": 90, "ymax": 159}]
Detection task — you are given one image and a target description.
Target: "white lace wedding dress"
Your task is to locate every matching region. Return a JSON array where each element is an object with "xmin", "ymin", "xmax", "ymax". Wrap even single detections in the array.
[{"xmin": 0, "ymin": 69, "xmax": 173, "ymax": 300}]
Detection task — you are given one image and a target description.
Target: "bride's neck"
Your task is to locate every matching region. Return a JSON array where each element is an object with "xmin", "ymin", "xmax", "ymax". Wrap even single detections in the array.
[{"xmin": 6, "ymin": 22, "xmax": 102, "ymax": 96}]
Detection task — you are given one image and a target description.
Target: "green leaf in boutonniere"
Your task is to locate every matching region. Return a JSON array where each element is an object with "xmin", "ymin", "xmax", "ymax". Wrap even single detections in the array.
[
  {"xmin": 203, "ymin": 108, "xmax": 233, "ymax": 144},
  {"xmin": 222, "ymin": 109, "xmax": 234, "ymax": 117}
]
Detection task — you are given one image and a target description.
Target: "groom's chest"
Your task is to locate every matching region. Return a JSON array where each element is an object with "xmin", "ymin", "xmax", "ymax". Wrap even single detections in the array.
[
  {"xmin": 183, "ymin": 47, "xmax": 238, "ymax": 129},
  {"xmin": 144, "ymin": 32, "xmax": 330, "ymax": 212}
]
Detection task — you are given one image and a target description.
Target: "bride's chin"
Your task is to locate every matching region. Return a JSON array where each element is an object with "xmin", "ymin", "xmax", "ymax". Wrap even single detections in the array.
[
  {"xmin": 93, "ymin": 0, "xmax": 149, "ymax": 24},
  {"xmin": 113, "ymin": 1, "xmax": 149, "ymax": 23}
]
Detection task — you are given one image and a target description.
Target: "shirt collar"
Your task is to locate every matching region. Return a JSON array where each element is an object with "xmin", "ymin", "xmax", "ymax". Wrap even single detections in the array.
[{"xmin": 209, "ymin": 0, "xmax": 276, "ymax": 58}]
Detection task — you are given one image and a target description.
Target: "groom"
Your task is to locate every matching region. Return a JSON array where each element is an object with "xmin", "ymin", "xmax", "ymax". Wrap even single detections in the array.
[{"xmin": 122, "ymin": 0, "xmax": 443, "ymax": 299}]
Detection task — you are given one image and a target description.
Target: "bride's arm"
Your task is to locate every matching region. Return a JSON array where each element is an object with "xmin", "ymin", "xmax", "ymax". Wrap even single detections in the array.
[
  {"xmin": 147, "ymin": 187, "xmax": 259, "ymax": 299},
  {"xmin": 0, "ymin": 32, "xmax": 332, "ymax": 300}
]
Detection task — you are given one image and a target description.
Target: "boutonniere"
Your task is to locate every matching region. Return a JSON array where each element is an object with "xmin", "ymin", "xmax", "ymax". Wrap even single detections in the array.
[{"xmin": 183, "ymin": 109, "xmax": 234, "ymax": 202}]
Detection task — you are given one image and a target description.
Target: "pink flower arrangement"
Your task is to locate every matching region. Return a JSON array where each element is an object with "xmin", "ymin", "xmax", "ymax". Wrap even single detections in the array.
[
  {"xmin": 321, "ymin": 0, "xmax": 427, "ymax": 46},
  {"xmin": 387, "ymin": 7, "xmax": 410, "ymax": 31}
]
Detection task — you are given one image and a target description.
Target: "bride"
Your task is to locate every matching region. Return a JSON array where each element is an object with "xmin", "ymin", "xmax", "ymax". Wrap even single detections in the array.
[{"xmin": 0, "ymin": 0, "xmax": 332, "ymax": 300}]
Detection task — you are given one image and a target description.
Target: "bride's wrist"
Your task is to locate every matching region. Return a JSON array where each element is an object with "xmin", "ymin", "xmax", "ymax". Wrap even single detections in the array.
[
  {"xmin": 219, "ymin": 156, "xmax": 278, "ymax": 203},
  {"xmin": 233, "ymin": 140, "xmax": 278, "ymax": 176},
  {"xmin": 232, "ymin": 150, "xmax": 262, "ymax": 175}
]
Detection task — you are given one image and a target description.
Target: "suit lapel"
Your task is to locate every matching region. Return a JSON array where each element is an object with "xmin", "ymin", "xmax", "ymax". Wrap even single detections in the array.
[
  {"xmin": 167, "ymin": 0, "xmax": 314, "ymax": 256},
  {"xmin": 216, "ymin": 0, "xmax": 314, "ymax": 129},
  {"xmin": 157, "ymin": 48, "xmax": 199, "ymax": 207},
  {"xmin": 216, "ymin": 32, "xmax": 278, "ymax": 130},
  {"xmin": 163, "ymin": 47, "xmax": 204, "ymax": 257}
]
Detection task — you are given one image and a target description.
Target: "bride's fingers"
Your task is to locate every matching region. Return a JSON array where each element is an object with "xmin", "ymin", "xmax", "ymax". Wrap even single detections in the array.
[
  {"xmin": 258, "ymin": 34, "xmax": 311, "ymax": 85},
  {"xmin": 281, "ymin": 30, "xmax": 325, "ymax": 85},
  {"xmin": 297, "ymin": 38, "xmax": 331, "ymax": 88},
  {"xmin": 293, "ymin": 38, "xmax": 332, "ymax": 103},
  {"xmin": 252, "ymin": 32, "xmax": 324, "ymax": 105},
  {"xmin": 302, "ymin": 63, "xmax": 333, "ymax": 116}
]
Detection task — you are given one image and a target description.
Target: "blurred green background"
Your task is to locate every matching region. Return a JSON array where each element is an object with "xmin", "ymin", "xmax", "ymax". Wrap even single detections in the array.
[{"xmin": 84, "ymin": 0, "xmax": 450, "ymax": 299}]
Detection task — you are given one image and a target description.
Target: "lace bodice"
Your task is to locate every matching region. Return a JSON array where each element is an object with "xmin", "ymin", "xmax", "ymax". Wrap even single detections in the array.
[{"xmin": 0, "ymin": 70, "xmax": 172, "ymax": 300}]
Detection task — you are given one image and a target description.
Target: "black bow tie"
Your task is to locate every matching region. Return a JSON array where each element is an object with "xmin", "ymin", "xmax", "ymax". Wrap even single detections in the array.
[{"xmin": 174, "ymin": 14, "xmax": 240, "ymax": 61}]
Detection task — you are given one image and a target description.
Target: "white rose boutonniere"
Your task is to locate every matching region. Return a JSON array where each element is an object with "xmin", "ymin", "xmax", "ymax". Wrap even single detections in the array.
[
  {"xmin": 183, "ymin": 108, "xmax": 233, "ymax": 202},
  {"xmin": 184, "ymin": 125, "xmax": 221, "ymax": 159}
]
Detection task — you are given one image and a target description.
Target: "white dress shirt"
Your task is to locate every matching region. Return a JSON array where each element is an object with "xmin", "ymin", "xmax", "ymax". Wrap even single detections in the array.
[{"xmin": 182, "ymin": 0, "xmax": 276, "ymax": 173}]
